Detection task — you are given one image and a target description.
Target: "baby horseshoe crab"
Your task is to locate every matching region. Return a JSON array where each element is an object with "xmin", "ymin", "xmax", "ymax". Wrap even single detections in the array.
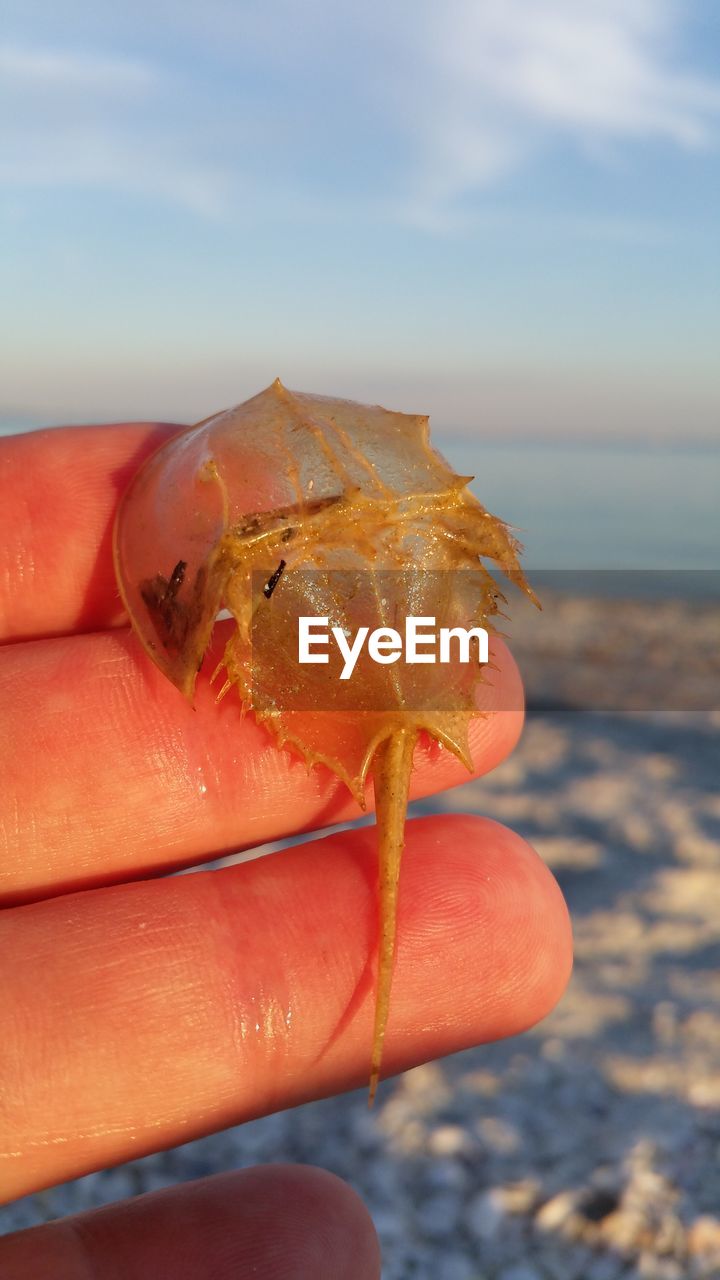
[{"xmin": 113, "ymin": 378, "xmax": 535, "ymax": 1101}]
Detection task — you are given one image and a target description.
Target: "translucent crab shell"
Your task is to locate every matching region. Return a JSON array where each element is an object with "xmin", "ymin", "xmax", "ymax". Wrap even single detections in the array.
[{"xmin": 114, "ymin": 378, "xmax": 528, "ymax": 689}]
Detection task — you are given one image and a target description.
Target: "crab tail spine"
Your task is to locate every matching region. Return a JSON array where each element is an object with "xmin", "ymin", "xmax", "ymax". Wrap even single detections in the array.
[{"xmin": 368, "ymin": 726, "xmax": 419, "ymax": 1105}]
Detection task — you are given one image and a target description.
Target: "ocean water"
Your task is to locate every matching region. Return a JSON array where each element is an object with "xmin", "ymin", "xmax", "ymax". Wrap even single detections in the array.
[
  {"xmin": 440, "ymin": 438, "xmax": 720, "ymax": 577},
  {"xmin": 427, "ymin": 437, "xmax": 712, "ymax": 601}
]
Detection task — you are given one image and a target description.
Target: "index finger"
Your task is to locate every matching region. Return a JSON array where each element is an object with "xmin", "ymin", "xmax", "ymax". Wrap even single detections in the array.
[{"xmin": 0, "ymin": 423, "xmax": 183, "ymax": 643}]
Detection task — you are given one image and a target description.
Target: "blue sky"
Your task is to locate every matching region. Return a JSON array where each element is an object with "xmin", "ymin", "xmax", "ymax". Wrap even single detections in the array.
[{"xmin": 2, "ymin": 1, "xmax": 719, "ymax": 439}]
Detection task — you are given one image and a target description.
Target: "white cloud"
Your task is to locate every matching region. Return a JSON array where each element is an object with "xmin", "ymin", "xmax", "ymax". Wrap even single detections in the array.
[
  {"xmin": 0, "ymin": 43, "xmax": 157, "ymax": 91},
  {"xmin": 386, "ymin": 0, "xmax": 720, "ymax": 223}
]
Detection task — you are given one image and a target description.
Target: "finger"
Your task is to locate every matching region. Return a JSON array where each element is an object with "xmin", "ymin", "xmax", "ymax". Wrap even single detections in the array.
[
  {"xmin": 0, "ymin": 813, "xmax": 572, "ymax": 1200},
  {"xmin": 0, "ymin": 627, "xmax": 524, "ymax": 901},
  {"xmin": 0, "ymin": 423, "xmax": 182, "ymax": 643},
  {"xmin": 0, "ymin": 1166, "xmax": 381, "ymax": 1280}
]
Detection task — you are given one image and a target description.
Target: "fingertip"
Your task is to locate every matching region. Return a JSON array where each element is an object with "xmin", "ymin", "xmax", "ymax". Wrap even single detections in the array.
[{"xmin": 383, "ymin": 814, "xmax": 573, "ymax": 1068}]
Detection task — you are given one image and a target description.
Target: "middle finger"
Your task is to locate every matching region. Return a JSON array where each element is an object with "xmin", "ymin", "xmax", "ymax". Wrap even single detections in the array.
[
  {"xmin": 1, "ymin": 812, "xmax": 570, "ymax": 1202},
  {"xmin": 1, "ymin": 627, "xmax": 524, "ymax": 902}
]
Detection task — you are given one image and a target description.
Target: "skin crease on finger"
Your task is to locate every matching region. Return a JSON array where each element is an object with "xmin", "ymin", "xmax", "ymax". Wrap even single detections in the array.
[
  {"xmin": 0, "ymin": 1166, "xmax": 382, "ymax": 1280},
  {"xmin": 0, "ymin": 624, "xmax": 524, "ymax": 900},
  {"xmin": 0, "ymin": 813, "xmax": 572, "ymax": 1201}
]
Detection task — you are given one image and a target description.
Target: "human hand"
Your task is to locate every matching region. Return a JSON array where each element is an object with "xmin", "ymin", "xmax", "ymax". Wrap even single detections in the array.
[{"xmin": 0, "ymin": 423, "xmax": 572, "ymax": 1276}]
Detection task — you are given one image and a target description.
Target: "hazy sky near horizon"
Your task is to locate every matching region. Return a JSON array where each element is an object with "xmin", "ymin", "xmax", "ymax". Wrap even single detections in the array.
[{"xmin": 2, "ymin": 1, "xmax": 719, "ymax": 439}]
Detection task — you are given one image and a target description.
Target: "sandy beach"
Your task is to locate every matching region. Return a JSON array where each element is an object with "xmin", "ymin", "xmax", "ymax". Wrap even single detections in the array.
[{"xmin": 2, "ymin": 593, "xmax": 719, "ymax": 1279}]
